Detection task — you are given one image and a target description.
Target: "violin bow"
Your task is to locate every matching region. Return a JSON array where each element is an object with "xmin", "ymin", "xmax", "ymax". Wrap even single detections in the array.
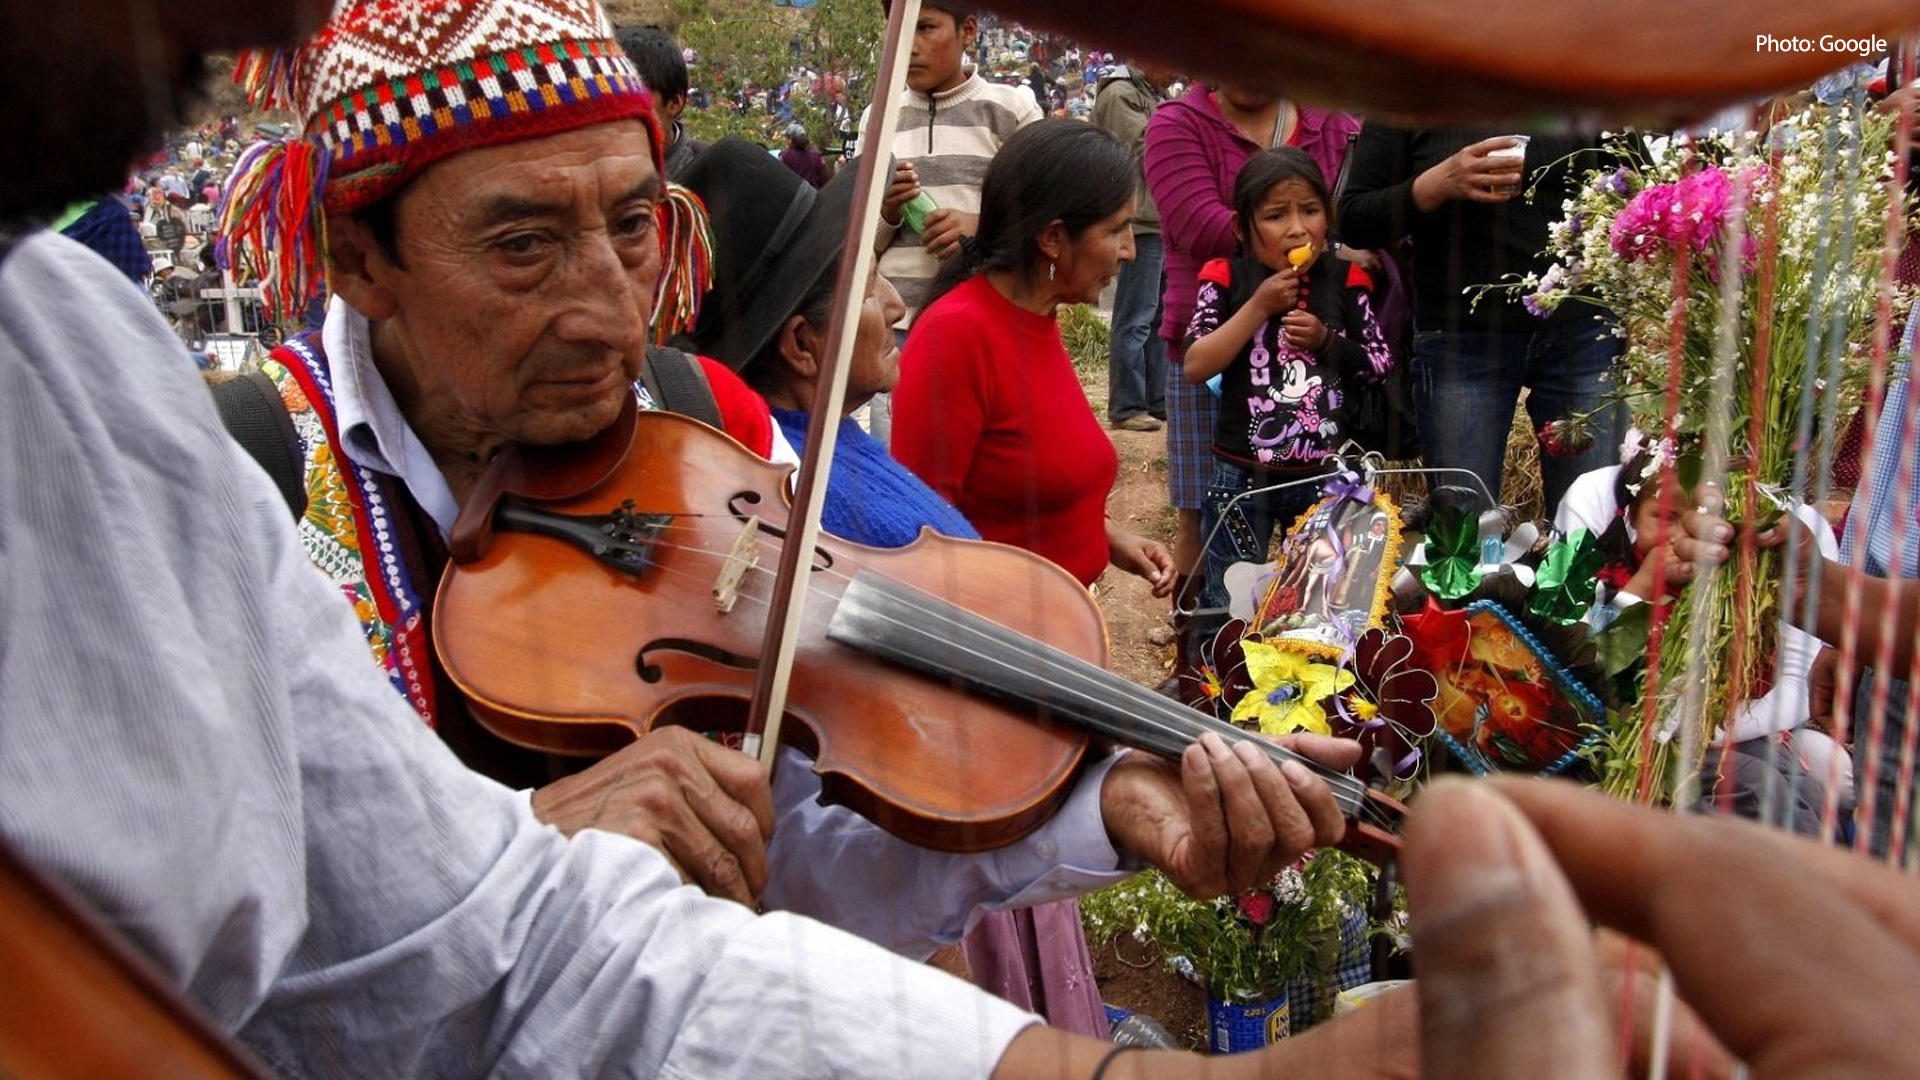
[{"xmin": 742, "ymin": 0, "xmax": 923, "ymax": 765}]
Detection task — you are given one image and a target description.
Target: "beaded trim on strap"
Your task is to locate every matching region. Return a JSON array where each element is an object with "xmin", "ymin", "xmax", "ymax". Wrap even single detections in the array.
[{"xmin": 267, "ymin": 332, "xmax": 440, "ymax": 726}]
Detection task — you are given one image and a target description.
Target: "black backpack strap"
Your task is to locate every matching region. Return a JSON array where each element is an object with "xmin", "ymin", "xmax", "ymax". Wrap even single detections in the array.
[
  {"xmin": 208, "ymin": 369, "xmax": 309, "ymax": 521},
  {"xmin": 641, "ymin": 344, "xmax": 723, "ymax": 430},
  {"xmin": 1327, "ymin": 129, "xmax": 1361, "ymax": 249}
]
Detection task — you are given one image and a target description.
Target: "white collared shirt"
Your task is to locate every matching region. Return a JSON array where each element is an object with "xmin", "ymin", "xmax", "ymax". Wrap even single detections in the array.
[{"xmin": 324, "ymin": 295, "xmax": 464, "ymax": 536}]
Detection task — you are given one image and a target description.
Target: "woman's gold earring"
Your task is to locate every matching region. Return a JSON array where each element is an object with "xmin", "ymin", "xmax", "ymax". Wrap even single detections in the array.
[{"xmin": 1049, "ymin": 261, "xmax": 1056, "ymax": 281}]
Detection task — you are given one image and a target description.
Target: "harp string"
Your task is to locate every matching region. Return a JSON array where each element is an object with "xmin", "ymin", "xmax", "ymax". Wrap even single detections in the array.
[
  {"xmin": 1628, "ymin": 134, "xmax": 1699, "ymax": 810},
  {"xmin": 1846, "ymin": 37, "xmax": 1920, "ymax": 861},
  {"xmin": 1815, "ymin": 88, "xmax": 1873, "ymax": 843},
  {"xmin": 1769, "ymin": 101, "xmax": 1847, "ymax": 840}
]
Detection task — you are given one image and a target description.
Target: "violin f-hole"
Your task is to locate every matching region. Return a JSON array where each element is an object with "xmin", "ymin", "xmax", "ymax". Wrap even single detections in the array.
[
  {"xmin": 726, "ymin": 490, "xmax": 835, "ymax": 572},
  {"xmin": 635, "ymin": 638, "xmax": 762, "ymax": 683}
]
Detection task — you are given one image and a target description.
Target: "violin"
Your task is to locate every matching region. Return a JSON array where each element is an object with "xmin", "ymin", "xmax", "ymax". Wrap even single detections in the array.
[{"xmin": 434, "ymin": 400, "xmax": 1404, "ymax": 863}]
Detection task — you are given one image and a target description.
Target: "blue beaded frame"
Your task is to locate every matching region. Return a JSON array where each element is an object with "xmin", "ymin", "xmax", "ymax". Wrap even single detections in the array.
[{"xmin": 1430, "ymin": 600, "xmax": 1606, "ymax": 776}]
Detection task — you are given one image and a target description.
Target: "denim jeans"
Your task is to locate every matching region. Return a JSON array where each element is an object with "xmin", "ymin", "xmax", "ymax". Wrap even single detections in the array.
[
  {"xmin": 1197, "ymin": 458, "xmax": 1324, "ymax": 622},
  {"xmin": 1107, "ymin": 232, "xmax": 1167, "ymax": 421},
  {"xmin": 1411, "ymin": 319, "xmax": 1624, "ymax": 514},
  {"xmin": 1852, "ymin": 670, "xmax": 1916, "ymax": 863}
]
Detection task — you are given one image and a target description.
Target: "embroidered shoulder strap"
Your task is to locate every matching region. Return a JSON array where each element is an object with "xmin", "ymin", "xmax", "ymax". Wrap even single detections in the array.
[
  {"xmin": 269, "ymin": 331, "xmax": 440, "ymax": 725},
  {"xmin": 641, "ymin": 344, "xmax": 722, "ymax": 429}
]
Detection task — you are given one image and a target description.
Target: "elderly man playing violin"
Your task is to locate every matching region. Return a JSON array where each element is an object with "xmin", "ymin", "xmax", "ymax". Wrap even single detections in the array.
[
  {"xmin": 20, "ymin": 0, "xmax": 1920, "ymax": 1077},
  {"xmin": 216, "ymin": 0, "xmax": 1362, "ymax": 966}
]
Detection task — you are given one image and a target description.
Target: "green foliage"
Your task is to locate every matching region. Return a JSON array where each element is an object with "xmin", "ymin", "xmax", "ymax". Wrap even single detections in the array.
[
  {"xmin": 1080, "ymin": 853, "xmax": 1384, "ymax": 1006},
  {"xmin": 1058, "ymin": 302, "xmax": 1110, "ymax": 379},
  {"xmin": 1593, "ymin": 601, "xmax": 1651, "ymax": 681},
  {"xmin": 666, "ymin": 0, "xmax": 881, "ymax": 152}
]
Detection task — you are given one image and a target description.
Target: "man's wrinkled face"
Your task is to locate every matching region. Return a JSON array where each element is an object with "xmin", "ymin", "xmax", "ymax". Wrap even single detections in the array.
[{"xmin": 372, "ymin": 121, "xmax": 663, "ymax": 448}]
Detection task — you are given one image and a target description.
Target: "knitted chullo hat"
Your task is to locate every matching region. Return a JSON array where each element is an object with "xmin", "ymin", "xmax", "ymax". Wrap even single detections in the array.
[{"xmin": 218, "ymin": 0, "xmax": 686, "ymax": 320}]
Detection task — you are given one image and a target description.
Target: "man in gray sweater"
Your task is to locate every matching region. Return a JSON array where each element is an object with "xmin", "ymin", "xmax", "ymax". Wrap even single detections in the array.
[{"xmin": 1091, "ymin": 60, "xmax": 1175, "ymax": 431}]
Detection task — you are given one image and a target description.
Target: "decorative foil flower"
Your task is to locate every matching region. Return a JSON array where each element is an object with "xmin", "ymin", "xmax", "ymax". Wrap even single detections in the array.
[
  {"xmin": 1230, "ymin": 639, "xmax": 1354, "ymax": 736},
  {"xmin": 1196, "ymin": 618, "xmax": 1255, "ymax": 719},
  {"xmin": 1403, "ymin": 598, "xmax": 1474, "ymax": 674},
  {"xmin": 1529, "ymin": 529, "xmax": 1605, "ymax": 625},
  {"xmin": 1417, "ymin": 506, "xmax": 1482, "ymax": 601},
  {"xmin": 1337, "ymin": 628, "xmax": 1440, "ymax": 782}
]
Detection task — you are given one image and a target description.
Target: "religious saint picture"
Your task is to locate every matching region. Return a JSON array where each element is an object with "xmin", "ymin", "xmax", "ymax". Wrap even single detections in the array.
[
  {"xmin": 1404, "ymin": 600, "xmax": 1606, "ymax": 775},
  {"xmin": 1253, "ymin": 491, "xmax": 1401, "ymax": 659}
]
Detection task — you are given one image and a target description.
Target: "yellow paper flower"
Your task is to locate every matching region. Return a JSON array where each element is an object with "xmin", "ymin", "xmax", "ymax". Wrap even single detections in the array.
[{"xmin": 1230, "ymin": 639, "xmax": 1354, "ymax": 736}]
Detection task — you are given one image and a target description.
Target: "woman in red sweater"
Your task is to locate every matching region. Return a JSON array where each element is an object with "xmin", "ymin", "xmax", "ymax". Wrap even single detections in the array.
[
  {"xmin": 894, "ymin": 119, "xmax": 1174, "ymax": 594},
  {"xmin": 892, "ymin": 119, "xmax": 1173, "ymax": 1040}
]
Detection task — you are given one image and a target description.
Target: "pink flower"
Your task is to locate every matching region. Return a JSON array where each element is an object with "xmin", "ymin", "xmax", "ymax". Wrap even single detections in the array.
[
  {"xmin": 1609, "ymin": 184, "xmax": 1669, "ymax": 262},
  {"xmin": 1610, "ymin": 168, "xmax": 1744, "ymax": 266},
  {"xmin": 1238, "ymin": 891, "xmax": 1275, "ymax": 927},
  {"xmin": 1538, "ymin": 417, "xmax": 1594, "ymax": 458},
  {"xmin": 1664, "ymin": 167, "xmax": 1733, "ymax": 249}
]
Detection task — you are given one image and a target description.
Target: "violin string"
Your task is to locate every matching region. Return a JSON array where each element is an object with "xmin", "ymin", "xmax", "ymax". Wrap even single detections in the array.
[
  {"xmin": 696, "ymin": 530, "xmax": 1383, "ymax": 813},
  {"xmin": 513, "ymin": 517, "xmax": 1383, "ymax": 821},
  {"xmin": 583, "ymin": 529, "xmax": 1388, "ymax": 825},
  {"xmin": 847, "ymin": 583, "xmax": 1381, "ymax": 816},
  {"xmin": 659, "ymin": 521, "xmax": 1382, "ymax": 812}
]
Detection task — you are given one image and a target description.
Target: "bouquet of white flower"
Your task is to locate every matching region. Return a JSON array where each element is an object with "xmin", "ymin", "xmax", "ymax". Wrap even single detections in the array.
[{"xmin": 1490, "ymin": 105, "xmax": 1915, "ymax": 798}]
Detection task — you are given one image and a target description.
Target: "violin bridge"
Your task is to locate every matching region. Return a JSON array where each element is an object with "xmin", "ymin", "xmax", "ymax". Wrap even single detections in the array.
[{"xmin": 712, "ymin": 517, "xmax": 761, "ymax": 614}]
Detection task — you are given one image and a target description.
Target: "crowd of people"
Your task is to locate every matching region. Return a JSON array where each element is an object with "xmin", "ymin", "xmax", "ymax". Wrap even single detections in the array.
[
  {"xmin": 6, "ymin": 0, "xmax": 1920, "ymax": 1076},
  {"xmin": 49, "ymin": 120, "xmax": 293, "ymax": 358}
]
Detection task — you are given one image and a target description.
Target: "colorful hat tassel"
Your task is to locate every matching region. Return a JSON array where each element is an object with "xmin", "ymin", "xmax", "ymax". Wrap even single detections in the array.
[
  {"xmin": 215, "ymin": 135, "xmax": 331, "ymax": 321},
  {"xmin": 653, "ymin": 183, "xmax": 714, "ymax": 344}
]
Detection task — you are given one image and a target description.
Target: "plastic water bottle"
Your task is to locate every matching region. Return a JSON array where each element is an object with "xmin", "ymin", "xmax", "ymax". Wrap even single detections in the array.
[
  {"xmin": 900, "ymin": 190, "xmax": 938, "ymax": 234},
  {"xmin": 1108, "ymin": 1011, "xmax": 1179, "ymax": 1049}
]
